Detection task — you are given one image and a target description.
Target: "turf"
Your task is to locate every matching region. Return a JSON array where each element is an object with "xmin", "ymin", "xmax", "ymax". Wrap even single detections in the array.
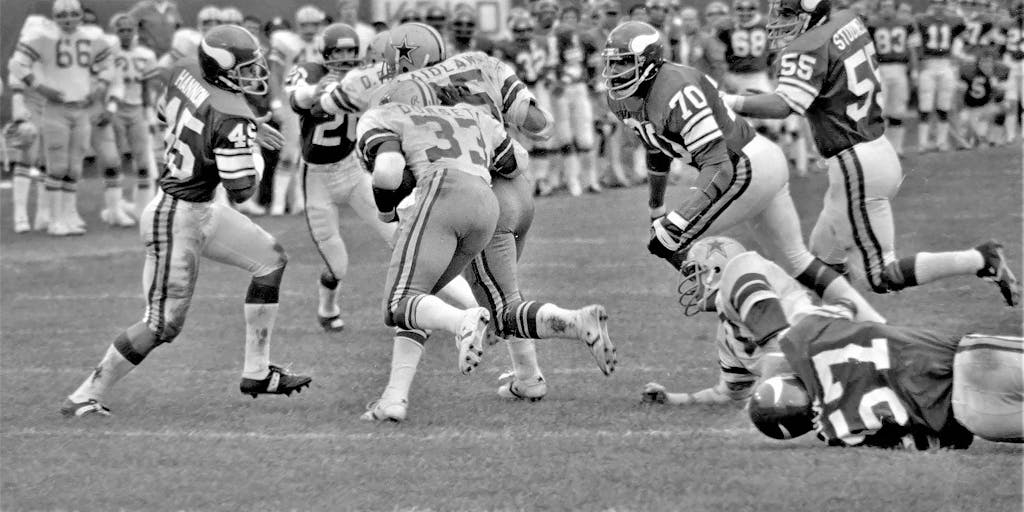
[{"xmin": 1, "ymin": 145, "xmax": 1021, "ymax": 511}]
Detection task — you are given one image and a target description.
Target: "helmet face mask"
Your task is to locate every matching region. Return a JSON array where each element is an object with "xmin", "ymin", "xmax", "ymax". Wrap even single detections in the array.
[
  {"xmin": 675, "ymin": 236, "xmax": 747, "ymax": 316},
  {"xmin": 735, "ymin": 0, "xmax": 760, "ymax": 24},
  {"xmin": 602, "ymin": 22, "xmax": 665, "ymax": 100},
  {"xmin": 766, "ymin": 0, "xmax": 827, "ymax": 50},
  {"xmin": 452, "ymin": 12, "xmax": 477, "ymax": 40},
  {"xmin": 365, "ymin": 31, "xmax": 390, "ymax": 66}
]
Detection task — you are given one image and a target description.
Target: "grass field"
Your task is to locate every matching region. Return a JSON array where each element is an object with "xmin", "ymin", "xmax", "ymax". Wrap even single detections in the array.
[{"xmin": 1, "ymin": 145, "xmax": 1022, "ymax": 511}]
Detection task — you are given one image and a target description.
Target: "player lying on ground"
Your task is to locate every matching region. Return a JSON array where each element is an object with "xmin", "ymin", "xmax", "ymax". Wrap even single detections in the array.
[
  {"xmin": 641, "ymin": 236, "xmax": 881, "ymax": 406},
  {"xmin": 61, "ymin": 25, "xmax": 310, "ymax": 418},
  {"xmin": 747, "ymin": 306, "xmax": 1023, "ymax": 449},
  {"xmin": 603, "ymin": 21, "xmax": 885, "ymax": 323},
  {"xmin": 722, "ymin": 0, "xmax": 1021, "ymax": 307}
]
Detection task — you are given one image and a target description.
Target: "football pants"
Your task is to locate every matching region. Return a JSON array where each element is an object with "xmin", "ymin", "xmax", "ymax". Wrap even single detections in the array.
[
  {"xmin": 952, "ymin": 334, "xmax": 1024, "ymax": 442},
  {"xmin": 918, "ymin": 58, "xmax": 957, "ymax": 112}
]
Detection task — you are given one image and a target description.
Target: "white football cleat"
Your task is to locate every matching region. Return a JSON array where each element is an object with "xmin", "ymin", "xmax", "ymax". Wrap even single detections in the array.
[
  {"xmin": 14, "ymin": 217, "xmax": 30, "ymax": 233},
  {"xmin": 455, "ymin": 307, "xmax": 490, "ymax": 375},
  {"xmin": 33, "ymin": 212, "xmax": 50, "ymax": 231},
  {"xmin": 360, "ymin": 398, "xmax": 407, "ymax": 422},
  {"xmin": 577, "ymin": 305, "xmax": 616, "ymax": 376},
  {"xmin": 497, "ymin": 373, "xmax": 547, "ymax": 401}
]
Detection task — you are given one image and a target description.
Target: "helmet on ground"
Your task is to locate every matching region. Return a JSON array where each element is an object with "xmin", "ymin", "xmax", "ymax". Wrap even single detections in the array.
[
  {"xmin": 199, "ymin": 24, "xmax": 270, "ymax": 95},
  {"xmin": 767, "ymin": 0, "xmax": 831, "ymax": 50},
  {"xmin": 602, "ymin": 21, "xmax": 665, "ymax": 100},
  {"xmin": 320, "ymin": 23, "xmax": 361, "ymax": 71},
  {"xmin": 748, "ymin": 375, "xmax": 815, "ymax": 440},
  {"xmin": 676, "ymin": 236, "xmax": 746, "ymax": 316},
  {"xmin": 384, "ymin": 23, "xmax": 446, "ymax": 77}
]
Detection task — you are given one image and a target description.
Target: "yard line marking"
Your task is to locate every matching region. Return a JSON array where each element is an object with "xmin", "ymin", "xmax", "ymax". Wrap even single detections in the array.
[
  {"xmin": 2, "ymin": 426, "xmax": 755, "ymax": 442},
  {"xmin": 1, "ymin": 365, "xmax": 696, "ymax": 377}
]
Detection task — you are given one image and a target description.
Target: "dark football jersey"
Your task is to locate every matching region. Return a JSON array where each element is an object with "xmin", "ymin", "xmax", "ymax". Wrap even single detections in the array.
[
  {"xmin": 607, "ymin": 62, "xmax": 756, "ymax": 170},
  {"xmin": 961, "ymin": 61, "xmax": 1010, "ymax": 107},
  {"xmin": 773, "ymin": 10, "xmax": 885, "ymax": 158},
  {"xmin": 867, "ymin": 15, "xmax": 916, "ymax": 64},
  {"xmin": 1006, "ymin": 17, "xmax": 1024, "ymax": 60},
  {"xmin": 963, "ymin": 13, "xmax": 1001, "ymax": 57},
  {"xmin": 157, "ymin": 60, "xmax": 259, "ymax": 202},
  {"xmin": 916, "ymin": 12, "xmax": 967, "ymax": 58},
  {"xmin": 718, "ymin": 21, "xmax": 771, "ymax": 73},
  {"xmin": 506, "ymin": 37, "xmax": 551, "ymax": 86},
  {"xmin": 549, "ymin": 28, "xmax": 598, "ymax": 84},
  {"xmin": 780, "ymin": 312, "xmax": 974, "ymax": 449},
  {"xmin": 287, "ymin": 61, "xmax": 357, "ymax": 165}
]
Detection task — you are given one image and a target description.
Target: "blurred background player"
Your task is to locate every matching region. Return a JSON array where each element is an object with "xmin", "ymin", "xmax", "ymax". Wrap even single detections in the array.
[
  {"xmin": 335, "ymin": 0, "xmax": 375, "ymax": 57},
  {"xmin": 591, "ymin": 0, "xmax": 632, "ymax": 188},
  {"xmin": 645, "ymin": 0, "xmax": 683, "ymax": 60},
  {"xmin": 61, "ymin": 25, "xmax": 310, "ymax": 418},
  {"xmin": 127, "ymin": 0, "xmax": 182, "ymax": 57},
  {"xmin": 915, "ymin": 0, "xmax": 967, "ymax": 152},
  {"xmin": 109, "ymin": 13, "xmax": 158, "ymax": 222},
  {"xmin": 1003, "ymin": 1, "xmax": 1024, "ymax": 143},
  {"xmin": 868, "ymin": 0, "xmax": 919, "ymax": 157},
  {"xmin": 958, "ymin": 47, "xmax": 1009, "ymax": 146},
  {"xmin": 9, "ymin": 0, "xmax": 109, "ymax": 236}
]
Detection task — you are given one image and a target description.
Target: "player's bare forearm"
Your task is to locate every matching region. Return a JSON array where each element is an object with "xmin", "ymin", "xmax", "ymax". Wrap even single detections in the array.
[{"xmin": 730, "ymin": 92, "xmax": 792, "ymax": 119}]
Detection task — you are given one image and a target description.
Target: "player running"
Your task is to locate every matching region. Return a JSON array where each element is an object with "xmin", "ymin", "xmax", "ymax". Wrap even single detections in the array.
[
  {"xmin": 604, "ymin": 21, "xmax": 883, "ymax": 321},
  {"xmin": 61, "ymin": 25, "xmax": 311, "ymax": 418},
  {"xmin": 355, "ymin": 81, "xmax": 517, "ymax": 422},
  {"xmin": 724, "ymin": 0, "xmax": 1020, "ymax": 307},
  {"xmin": 748, "ymin": 309, "xmax": 1022, "ymax": 448},
  {"xmin": 641, "ymin": 236, "xmax": 881, "ymax": 406}
]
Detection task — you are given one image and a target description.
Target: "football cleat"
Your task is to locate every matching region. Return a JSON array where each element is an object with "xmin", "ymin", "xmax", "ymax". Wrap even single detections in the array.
[
  {"xmin": 641, "ymin": 382, "xmax": 668, "ymax": 404},
  {"xmin": 497, "ymin": 372, "xmax": 547, "ymax": 401},
  {"xmin": 318, "ymin": 313, "xmax": 345, "ymax": 332},
  {"xmin": 456, "ymin": 307, "xmax": 490, "ymax": 375},
  {"xmin": 577, "ymin": 305, "xmax": 616, "ymax": 376},
  {"xmin": 61, "ymin": 398, "xmax": 111, "ymax": 418},
  {"xmin": 14, "ymin": 218, "xmax": 30, "ymax": 233},
  {"xmin": 47, "ymin": 220, "xmax": 84, "ymax": 237},
  {"xmin": 975, "ymin": 240, "xmax": 1021, "ymax": 307},
  {"xmin": 360, "ymin": 398, "xmax": 408, "ymax": 422},
  {"xmin": 239, "ymin": 365, "xmax": 312, "ymax": 398}
]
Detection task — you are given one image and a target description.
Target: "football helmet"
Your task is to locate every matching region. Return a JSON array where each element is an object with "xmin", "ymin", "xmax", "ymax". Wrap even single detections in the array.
[
  {"xmin": 320, "ymin": 23, "xmax": 361, "ymax": 72},
  {"xmin": 602, "ymin": 21, "xmax": 666, "ymax": 100},
  {"xmin": 52, "ymin": 0, "xmax": 83, "ymax": 33},
  {"xmin": 452, "ymin": 10, "xmax": 477, "ymax": 40},
  {"xmin": 220, "ymin": 7, "xmax": 244, "ymax": 26},
  {"xmin": 676, "ymin": 236, "xmax": 746, "ymax": 316},
  {"xmin": 748, "ymin": 375, "xmax": 815, "ymax": 440},
  {"xmin": 425, "ymin": 6, "xmax": 448, "ymax": 33},
  {"xmin": 878, "ymin": 0, "xmax": 897, "ymax": 17},
  {"xmin": 371, "ymin": 77, "xmax": 438, "ymax": 107},
  {"xmin": 384, "ymin": 23, "xmax": 446, "ymax": 77},
  {"xmin": 705, "ymin": 1, "xmax": 732, "ymax": 23},
  {"xmin": 532, "ymin": 0, "xmax": 559, "ymax": 29},
  {"xmin": 766, "ymin": 0, "xmax": 831, "ymax": 50},
  {"xmin": 199, "ymin": 25, "xmax": 270, "ymax": 95},
  {"xmin": 398, "ymin": 7, "xmax": 423, "ymax": 24},
  {"xmin": 197, "ymin": 6, "xmax": 222, "ymax": 33},
  {"xmin": 510, "ymin": 13, "xmax": 535, "ymax": 42},
  {"xmin": 365, "ymin": 31, "xmax": 390, "ymax": 65},
  {"xmin": 734, "ymin": 0, "xmax": 760, "ymax": 25},
  {"xmin": 296, "ymin": 5, "xmax": 326, "ymax": 40}
]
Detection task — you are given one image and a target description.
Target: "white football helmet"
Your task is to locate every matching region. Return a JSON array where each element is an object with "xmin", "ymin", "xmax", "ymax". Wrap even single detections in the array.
[
  {"xmin": 220, "ymin": 7, "xmax": 244, "ymax": 26},
  {"xmin": 677, "ymin": 236, "xmax": 747, "ymax": 316},
  {"xmin": 197, "ymin": 6, "xmax": 222, "ymax": 33}
]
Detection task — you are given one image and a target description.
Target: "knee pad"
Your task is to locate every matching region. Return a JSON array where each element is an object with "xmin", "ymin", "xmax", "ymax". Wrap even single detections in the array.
[
  {"xmin": 919, "ymin": 111, "xmax": 931, "ymax": 121},
  {"xmin": 320, "ymin": 268, "xmax": 339, "ymax": 289},
  {"xmin": 560, "ymin": 144, "xmax": 574, "ymax": 155},
  {"xmin": 137, "ymin": 167, "xmax": 150, "ymax": 179},
  {"xmin": 995, "ymin": 112, "xmax": 1007, "ymax": 125},
  {"xmin": 936, "ymin": 110, "xmax": 950, "ymax": 121},
  {"xmin": 888, "ymin": 117, "xmax": 903, "ymax": 127}
]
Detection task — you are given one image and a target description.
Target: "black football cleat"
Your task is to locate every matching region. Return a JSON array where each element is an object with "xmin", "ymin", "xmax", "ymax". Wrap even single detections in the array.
[
  {"xmin": 318, "ymin": 313, "xmax": 345, "ymax": 333},
  {"xmin": 61, "ymin": 398, "xmax": 111, "ymax": 418},
  {"xmin": 239, "ymin": 365, "xmax": 312, "ymax": 398},
  {"xmin": 976, "ymin": 240, "xmax": 1021, "ymax": 307}
]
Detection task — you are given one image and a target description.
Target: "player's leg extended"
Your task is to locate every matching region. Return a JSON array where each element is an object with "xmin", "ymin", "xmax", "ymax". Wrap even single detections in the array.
[
  {"xmin": 952, "ymin": 334, "xmax": 1024, "ymax": 442},
  {"xmin": 200, "ymin": 203, "xmax": 309, "ymax": 396},
  {"xmin": 63, "ymin": 191, "xmax": 201, "ymax": 416},
  {"xmin": 303, "ymin": 162, "xmax": 348, "ymax": 331}
]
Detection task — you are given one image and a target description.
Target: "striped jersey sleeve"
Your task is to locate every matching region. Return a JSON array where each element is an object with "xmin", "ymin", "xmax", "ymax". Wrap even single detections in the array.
[
  {"xmin": 10, "ymin": 35, "xmax": 44, "ymax": 83},
  {"xmin": 211, "ymin": 117, "xmax": 259, "ymax": 188},
  {"xmin": 492, "ymin": 56, "xmax": 535, "ymax": 115},
  {"xmin": 663, "ymin": 83, "xmax": 724, "ymax": 155},
  {"xmin": 773, "ymin": 44, "xmax": 828, "ymax": 115}
]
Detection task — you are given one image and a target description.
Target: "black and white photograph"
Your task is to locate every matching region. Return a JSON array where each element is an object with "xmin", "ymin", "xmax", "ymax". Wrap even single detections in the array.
[{"xmin": 0, "ymin": 0, "xmax": 1021, "ymax": 509}]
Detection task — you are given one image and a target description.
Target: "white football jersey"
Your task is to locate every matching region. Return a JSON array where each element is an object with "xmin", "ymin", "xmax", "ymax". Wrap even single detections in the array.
[
  {"xmin": 117, "ymin": 44, "xmax": 158, "ymax": 106},
  {"xmin": 11, "ymin": 24, "xmax": 109, "ymax": 102},
  {"xmin": 269, "ymin": 29, "xmax": 305, "ymax": 68}
]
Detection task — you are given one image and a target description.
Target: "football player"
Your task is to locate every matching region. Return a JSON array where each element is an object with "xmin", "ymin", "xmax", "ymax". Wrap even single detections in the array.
[
  {"xmin": 1003, "ymin": 1, "xmax": 1024, "ymax": 142},
  {"xmin": 354, "ymin": 23, "xmax": 616, "ymax": 402},
  {"xmin": 958, "ymin": 47, "xmax": 1010, "ymax": 145},
  {"xmin": 9, "ymin": 0, "xmax": 110, "ymax": 236},
  {"xmin": 867, "ymin": 0, "xmax": 918, "ymax": 156},
  {"xmin": 914, "ymin": 0, "xmax": 968, "ymax": 151},
  {"xmin": 355, "ymin": 81, "xmax": 516, "ymax": 422},
  {"xmin": 287, "ymin": 24, "xmax": 396, "ymax": 332},
  {"xmin": 62, "ymin": 25, "xmax": 311, "ymax": 418},
  {"xmin": 724, "ymin": 0, "xmax": 1021, "ymax": 306},
  {"xmin": 642, "ymin": 236, "xmax": 881, "ymax": 406},
  {"xmin": 506, "ymin": 12, "xmax": 558, "ymax": 194},
  {"xmin": 604, "ymin": 22, "xmax": 884, "ymax": 320},
  {"xmin": 424, "ymin": 5, "xmax": 448, "ymax": 37},
  {"xmin": 450, "ymin": 7, "xmax": 479, "ymax": 54},
  {"xmin": 748, "ymin": 309, "xmax": 1023, "ymax": 448},
  {"xmin": 126, "ymin": 0, "xmax": 183, "ymax": 57},
  {"xmin": 110, "ymin": 13, "xmax": 158, "ymax": 222},
  {"xmin": 646, "ymin": 0, "xmax": 683, "ymax": 60},
  {"xmin": 719, "ymin": 0, "xmax": 773, "ymax": 94},
  {"xmin": 549, "ymin": 5, "xmax": 602, "ymax": 195}
]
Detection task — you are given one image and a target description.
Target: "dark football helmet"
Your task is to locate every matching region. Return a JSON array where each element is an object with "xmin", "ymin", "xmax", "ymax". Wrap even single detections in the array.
[
  {"xmin": 748, "ymin": 374, "xmax": 815, "ymax": 440},
  {"xmin": 452, "ymin": 9, "xmax": 477, "ymax": 40},
  {"xmin": 199, "ymin": 24, "xmax": 270, "ymax": 95},
  {"xmin": 510, "ymin": 13, "xmax": 535, "ymax": 43},
  {"xmin": 766, "ymin": 0, "xmax": 831, "ymax": 50},
  {"xmin": 602, "ymin": 21, "xmax": 665, "ymax": 100},
  {"xmin": 384, "ymin": 23, "xmax": 446, "ymax": 77},
  {"xmin": 319, "ymin": 23, "xmax": 361, "ymax": 72}
]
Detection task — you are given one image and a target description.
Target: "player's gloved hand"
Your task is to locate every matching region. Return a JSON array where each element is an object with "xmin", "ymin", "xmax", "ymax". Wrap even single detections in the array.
[
  {"xmin": 254, "ymin": 113, "xmax": 285, "ymax": 151},
  {"xmin": 377, "ymin": 208, "xmax": 398, "ymax": 223},
  {"xmin": 35, "ymin": 84, "xmax": 66, "ymax": 104},
  {"xmin": 435, "ymin": 84, "xmax": 473, "ymax": 105},
  {"xmin": 642, "ymin": 382, "xmax": 669, "ymax": 404},
  {"xmin": 648, "ymin": 213, "xmax": 686, "ymax": 267}
]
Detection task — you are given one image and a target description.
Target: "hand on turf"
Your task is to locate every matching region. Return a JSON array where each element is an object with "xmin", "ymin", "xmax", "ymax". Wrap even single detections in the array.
[
  {"xmin": 254, "ymin": 113, "xmax": 284, "ymax": 150},
  {"xmin": 642, "ymin": 382, "xmax": 668, "ymax": 404}
]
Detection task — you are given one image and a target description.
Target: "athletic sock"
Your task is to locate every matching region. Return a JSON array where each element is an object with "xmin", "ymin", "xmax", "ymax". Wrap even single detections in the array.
[
  {"xmin": 913, "ymin": 250, "xmax": 985, "ymax": 285},
  {"xmin": 534, "ymin": 303, "xmax": 582, "ymax": 339},
  {"xmin": 69, "ymin": 335, "xmax": 143, "ymax": 403},
  {"xmin": 242, "ymin": 303, "xmax": 277, "ymax": 380},
  {"xmin": 935, "ymin": 121, "xmax": 950, "ymax": 148},
  {"xmin": 918, "ymin": 119, "xmax": 931, "ymax": 149},
  {"xmin": 318, "ymin": 270, "xmax": 340, "ymax": 318},
  {"xmin": 381, "ymin": 329, "xmax": 426, "ymax": 404},
  {"xmin": 410, "ymin": 295, "xmax": 467, "ymax": 333},
  {"xmin": 12, "ymin": 169, "xmax": 31, "ymax": 222},
  {"xmin": 436, "ymin": 275, "xmax": 477, "ymax": 309},
  {"xmin": 505, "ymin": 337, "xmax": 541, "ymax": 382}
]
